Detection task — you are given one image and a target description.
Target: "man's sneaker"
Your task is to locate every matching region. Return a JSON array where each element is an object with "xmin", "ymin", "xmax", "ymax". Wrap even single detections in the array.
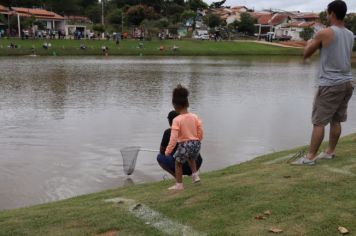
[
  {"xmin": 290, "ymin": 156, "xmax": 316, "ymax": 166},
  {"xmin": 168, "ymin": 183, "xmax": 184, "ymax": 190},
  {"xmin": 316, "ymin": 152, "xmax": 335, "ymax": 160},
  {"xmin": 192, "ymin": 173, "xmax": 201, "ymax": 183}
]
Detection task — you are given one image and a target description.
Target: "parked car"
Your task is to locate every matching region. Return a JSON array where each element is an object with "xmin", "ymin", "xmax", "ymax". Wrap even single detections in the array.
[
  {"xmin": 193, "ymin": 34, "xmax": 210, "ymax": 40},
  {"xmin": 275, "ymin": 35, "xmax": 292, "ymax": 41}
]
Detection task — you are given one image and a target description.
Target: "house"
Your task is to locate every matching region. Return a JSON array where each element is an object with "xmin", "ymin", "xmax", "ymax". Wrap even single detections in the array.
[
  {"xmin": 280, "ymin": 21, "xmax": 325, "ymax": 40},
  {"xmin": 210, "ymin": 6, "xmax": 250, "ymax": 25},
  {"xmin": 0, "ymin": 5, "xmax": 66, "ymax": 37},
  {"xmin": 11, "ymin": 7, "xmax": 65, "ymax": 32},
  {"xmin": 0, "ymin": 5, "xmax": 9, "ymax": 33},
  {"xmin": 64, "ymin": 16, "xmax": 92, "ymax": 39},
  {"xmin": 251, "ymin": 12, "xmax": 290, "ymax": 38}
]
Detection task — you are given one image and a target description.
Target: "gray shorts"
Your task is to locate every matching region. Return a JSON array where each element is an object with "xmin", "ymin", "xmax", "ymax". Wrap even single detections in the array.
[
  {"xmin": 312, "ymin": 81, "xmax": 354, "ymax": 126},
  {"xmin": 173, "ymin": 140, "xmax": 201, "ymax": 164}
]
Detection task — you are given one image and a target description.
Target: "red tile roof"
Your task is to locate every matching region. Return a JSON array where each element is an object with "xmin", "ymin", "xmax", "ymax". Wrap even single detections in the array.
[
  {"xmin": 0, "ymin": 4, "xmax": 10, "ymax": 14},
  {"xmin": 251, "ymin": 12, "xmax": 292, "ymax": 26},
  {"xmin": 292, "ymin": 13, "xmax": 319, "ymax": 20},
  {"xmin": 11, "ymin": 7, "xmax": 64, "ymax": 20},
  {"xmin": 269, "ymin": 13, "xmax": 289, "ymax": 26},
  {"xmin": 249, "ymin": 12, "xmax": 274, "ymax": 25}
]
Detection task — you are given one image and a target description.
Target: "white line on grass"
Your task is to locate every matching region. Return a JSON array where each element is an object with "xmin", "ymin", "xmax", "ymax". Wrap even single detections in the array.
[
  {"xmin": 321, "ymin": 162, "xmax": 356, "ymax": 177},
  {"xmin": 105, "ymin": 197, "xmax": 206, "ymax": 236}
]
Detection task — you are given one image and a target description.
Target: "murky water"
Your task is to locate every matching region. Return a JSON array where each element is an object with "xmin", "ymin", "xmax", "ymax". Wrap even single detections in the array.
[{"xmin": 0, "ymin": 56, "xmax": 355, "ymax": 210}]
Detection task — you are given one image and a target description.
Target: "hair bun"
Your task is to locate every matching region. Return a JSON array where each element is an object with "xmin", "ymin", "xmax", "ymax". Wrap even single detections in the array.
[
  {"xmin": 172, "ymin": 84, "xmax": 189, "ymax": 108},
  {"xmin": 173, "ymin": 84, "xmax": 189, "ymax": 98}
]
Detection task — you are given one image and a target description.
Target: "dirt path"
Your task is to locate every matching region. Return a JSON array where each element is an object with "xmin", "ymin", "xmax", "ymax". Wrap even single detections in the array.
[{"xmin": 238, "ymin": 40, "xmax": 305, "ymax": 49}]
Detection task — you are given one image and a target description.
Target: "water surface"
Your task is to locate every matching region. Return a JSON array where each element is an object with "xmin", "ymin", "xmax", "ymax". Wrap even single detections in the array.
[{"xmin": 0, "ymin": 56, "xmax": 355, "ymax": 210}]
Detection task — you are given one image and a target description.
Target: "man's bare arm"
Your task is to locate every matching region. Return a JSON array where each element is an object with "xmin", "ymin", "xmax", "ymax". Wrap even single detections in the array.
[{"xmin": 303, "ymin": 31, "xmax": 324, "ymax": 60}]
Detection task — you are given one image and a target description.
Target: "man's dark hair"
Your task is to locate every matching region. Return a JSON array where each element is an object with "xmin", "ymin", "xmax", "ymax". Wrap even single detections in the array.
[
  {"xmin": 172, "ymin": 84, "xmax": 189, "ymax": 109},
  {"xmin": 167, "ymin": 110, "xmax": 179, "ymax": 126},
  {"xmin": 327, "ymin": 0, "xmax": 347, "ymax": 20}
]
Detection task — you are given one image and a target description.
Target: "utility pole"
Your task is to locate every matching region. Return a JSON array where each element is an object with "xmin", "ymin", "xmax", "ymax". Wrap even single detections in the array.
[
  {"xmin": 121, "ymin": 12, "xmax": 124, "ymax": 32},
  {"xmin": 101, "ymin": 0, "xmax": 105, "ymax": 39},
  {"xmin": 7, "ymin": 12, "xmax": 10, "ymax": 36},
  {"xmin": 17, "ymin": 13, "xmax": 20, "ymax": 38},
  {"xmin": 101, "ymin": 0, "xmax": 104, "ymax": 26}
]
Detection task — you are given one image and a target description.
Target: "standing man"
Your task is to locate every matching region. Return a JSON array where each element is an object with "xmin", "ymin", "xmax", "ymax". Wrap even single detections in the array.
[{"xmin": 293, "ymin": 0, "xmax": 354, "ymax": 165}]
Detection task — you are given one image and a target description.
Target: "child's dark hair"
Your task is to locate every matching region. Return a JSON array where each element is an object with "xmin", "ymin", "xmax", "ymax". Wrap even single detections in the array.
[
  {"xmin": 327, "ymin": 0, "xmax": 347, "ymax": 20},
  {"xmin": 167, "ymin": 110, "xmax": 179, "ymax": 126},
  {"xmin": 172, "ymin": 84, "xmax": 189, "ymax": 109}
]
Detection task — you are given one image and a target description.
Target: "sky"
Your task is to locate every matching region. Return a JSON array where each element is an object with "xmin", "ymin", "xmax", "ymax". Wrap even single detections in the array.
[{"xmin": 203, "ymin": 0, "xmax": 356, "ymax": 13}]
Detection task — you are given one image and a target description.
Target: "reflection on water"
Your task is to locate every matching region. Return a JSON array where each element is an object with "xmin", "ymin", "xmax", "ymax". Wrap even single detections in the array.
[{"xmin": 0, "ymin": 56, "xmax": 355, "ymax": 210}]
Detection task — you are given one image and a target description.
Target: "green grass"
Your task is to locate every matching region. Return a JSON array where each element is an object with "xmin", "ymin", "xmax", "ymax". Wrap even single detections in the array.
[
  {"xmin": 1, "ymin": 134, "xmax": 356, "ymax": 235},
  {"xmin": 0, "ymin": 39, "xmax": 302, "ymax": 56}
]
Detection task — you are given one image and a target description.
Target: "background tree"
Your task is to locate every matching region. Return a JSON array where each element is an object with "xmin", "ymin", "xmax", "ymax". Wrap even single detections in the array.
[
  {"xmin": 156, "ymin": 18, "xmax": 169, "ymax": 28},
  {"xmin": 203, "ymin": 13, "xmax": 222, "ymax": 28},
  {"xmin": 45, "ymin": 0, "xmax": 82, "ymax": 15},
  {"xmin": 187, "ymin": 0, "xmax": 208, "ymax": 11},
  {"xmin": 319, "ymin": 11, "xmax": 328, "ymax": 25},
  {"xmin": 93, "ymin": 24, "xmax": 105, "ymax": 33},
  {"xmin": 228, "ymin": 20, "xmax": 239, "ymax": 33},
  {"xmin": 0, "ymin": 14, "xmax": 5, "ymax": 24},
  {"xmin": 173, "ymin": 0, "xmax": 185, "ymax": 6},
  {"xmin": 180, "ymin": 10, "xmax": 196, "ymax": 23},
  {"xmin": 126, "ymin": 5, "xmax": 158, "ymax": 26},
  {"xmin": 209, "ymin": 0, "xmax": 226, "ymax": 9},
  {"xmin": 299, "ymin": 27, "xmax": 314, "ymax": 41},
  {"xmin": 85, "ymin": 4, "xmax": 101, "ymax": 24},
  {"xmin": 21, "ymin": 15, "xmax": 36, "ymax": 29},
  {"xmin": 0, "ymin": 0, "xmax": 44, "ymax": 7},
  {"xmin": 107, "ymin": 8, "xmax": 123, "ymax": 30},
  {"xmin": 78, "ymin": 0, "xmax": 97, "ymax": 9},
  {"xmin": 237, "ymin": 13, "xmax": 256, "ymax": 35},
  {"xmin": 164, "ymin": 3, "xmax": 185, "ymax": 23},
  {"xmin": 345, "ymin": 14, "xmax": 356, "ymax": 35}
]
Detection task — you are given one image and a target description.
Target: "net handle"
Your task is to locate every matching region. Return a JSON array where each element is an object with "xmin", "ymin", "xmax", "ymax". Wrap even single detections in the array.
[{"xmin": 140, "ymin": 148, "xmax": 159, "ymax": 152}]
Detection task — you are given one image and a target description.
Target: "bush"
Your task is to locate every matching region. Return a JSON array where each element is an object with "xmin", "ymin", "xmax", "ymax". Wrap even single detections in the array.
[
  {"xmin": 93, "ymin": 24, "xmax": 105, "ymax": 33},
  {"xmin": 300, "ymin": 27, "xmax": 314, "ymax": 41}
]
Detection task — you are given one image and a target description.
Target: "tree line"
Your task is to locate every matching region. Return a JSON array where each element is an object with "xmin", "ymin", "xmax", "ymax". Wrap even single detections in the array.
[{"xmin": 0, "ymin": 0, "xmax": 208, "ymax": 25}]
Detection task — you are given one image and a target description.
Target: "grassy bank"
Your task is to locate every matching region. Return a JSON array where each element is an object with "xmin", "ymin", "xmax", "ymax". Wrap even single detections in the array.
[
  {"xmin": 0, "ymin": 39, "xmax": 302, "ymax": 56},
  {"xmin": 0, "ymin": 134, "xmax": 355, "ymax": 235}
]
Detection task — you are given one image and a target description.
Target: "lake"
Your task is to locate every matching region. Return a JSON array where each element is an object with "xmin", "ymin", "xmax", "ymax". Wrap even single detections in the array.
[{"xmin": 0, "ymin": 56, "xmax": 355, "ymax": 210}]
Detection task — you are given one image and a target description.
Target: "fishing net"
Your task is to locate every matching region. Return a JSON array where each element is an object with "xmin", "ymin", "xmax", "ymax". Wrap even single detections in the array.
[{"xmin": 120, "ymin": 146, "xmax": 141, "ymax": 175}]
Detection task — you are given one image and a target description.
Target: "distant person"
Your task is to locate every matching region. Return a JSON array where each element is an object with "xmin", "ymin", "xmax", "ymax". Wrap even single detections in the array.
[
  {"xmin": 292, "ymin": 0, "xmax": 354, "ymax": 165},
  {"xmin": 31, "ymin": 46, "xmax": 36, "ymax": 56},
  {"xmin": 115, "ymin": 32, "xmax": 121, "ymax": 45},
  {"xmin": 102, "ymin": 46, "xmax": 109, "ymax": 56},
  {"xmin": 8, "ymin": 42, "xmax": 17, "ymax": 49},
  {"xmin": 165, "ymin": 85, "xmax": 204, "ymax": 190},
  {"xmin": 42, "ymin": 42, "xmax": 51, "ymax": 50},
  {"xmin": 172, "ymin": 44, "xmax": 179, "ymax": 51},
  {"xmin": 157, "ymin": 111, "xmax": 203, "ymax": 178}
]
